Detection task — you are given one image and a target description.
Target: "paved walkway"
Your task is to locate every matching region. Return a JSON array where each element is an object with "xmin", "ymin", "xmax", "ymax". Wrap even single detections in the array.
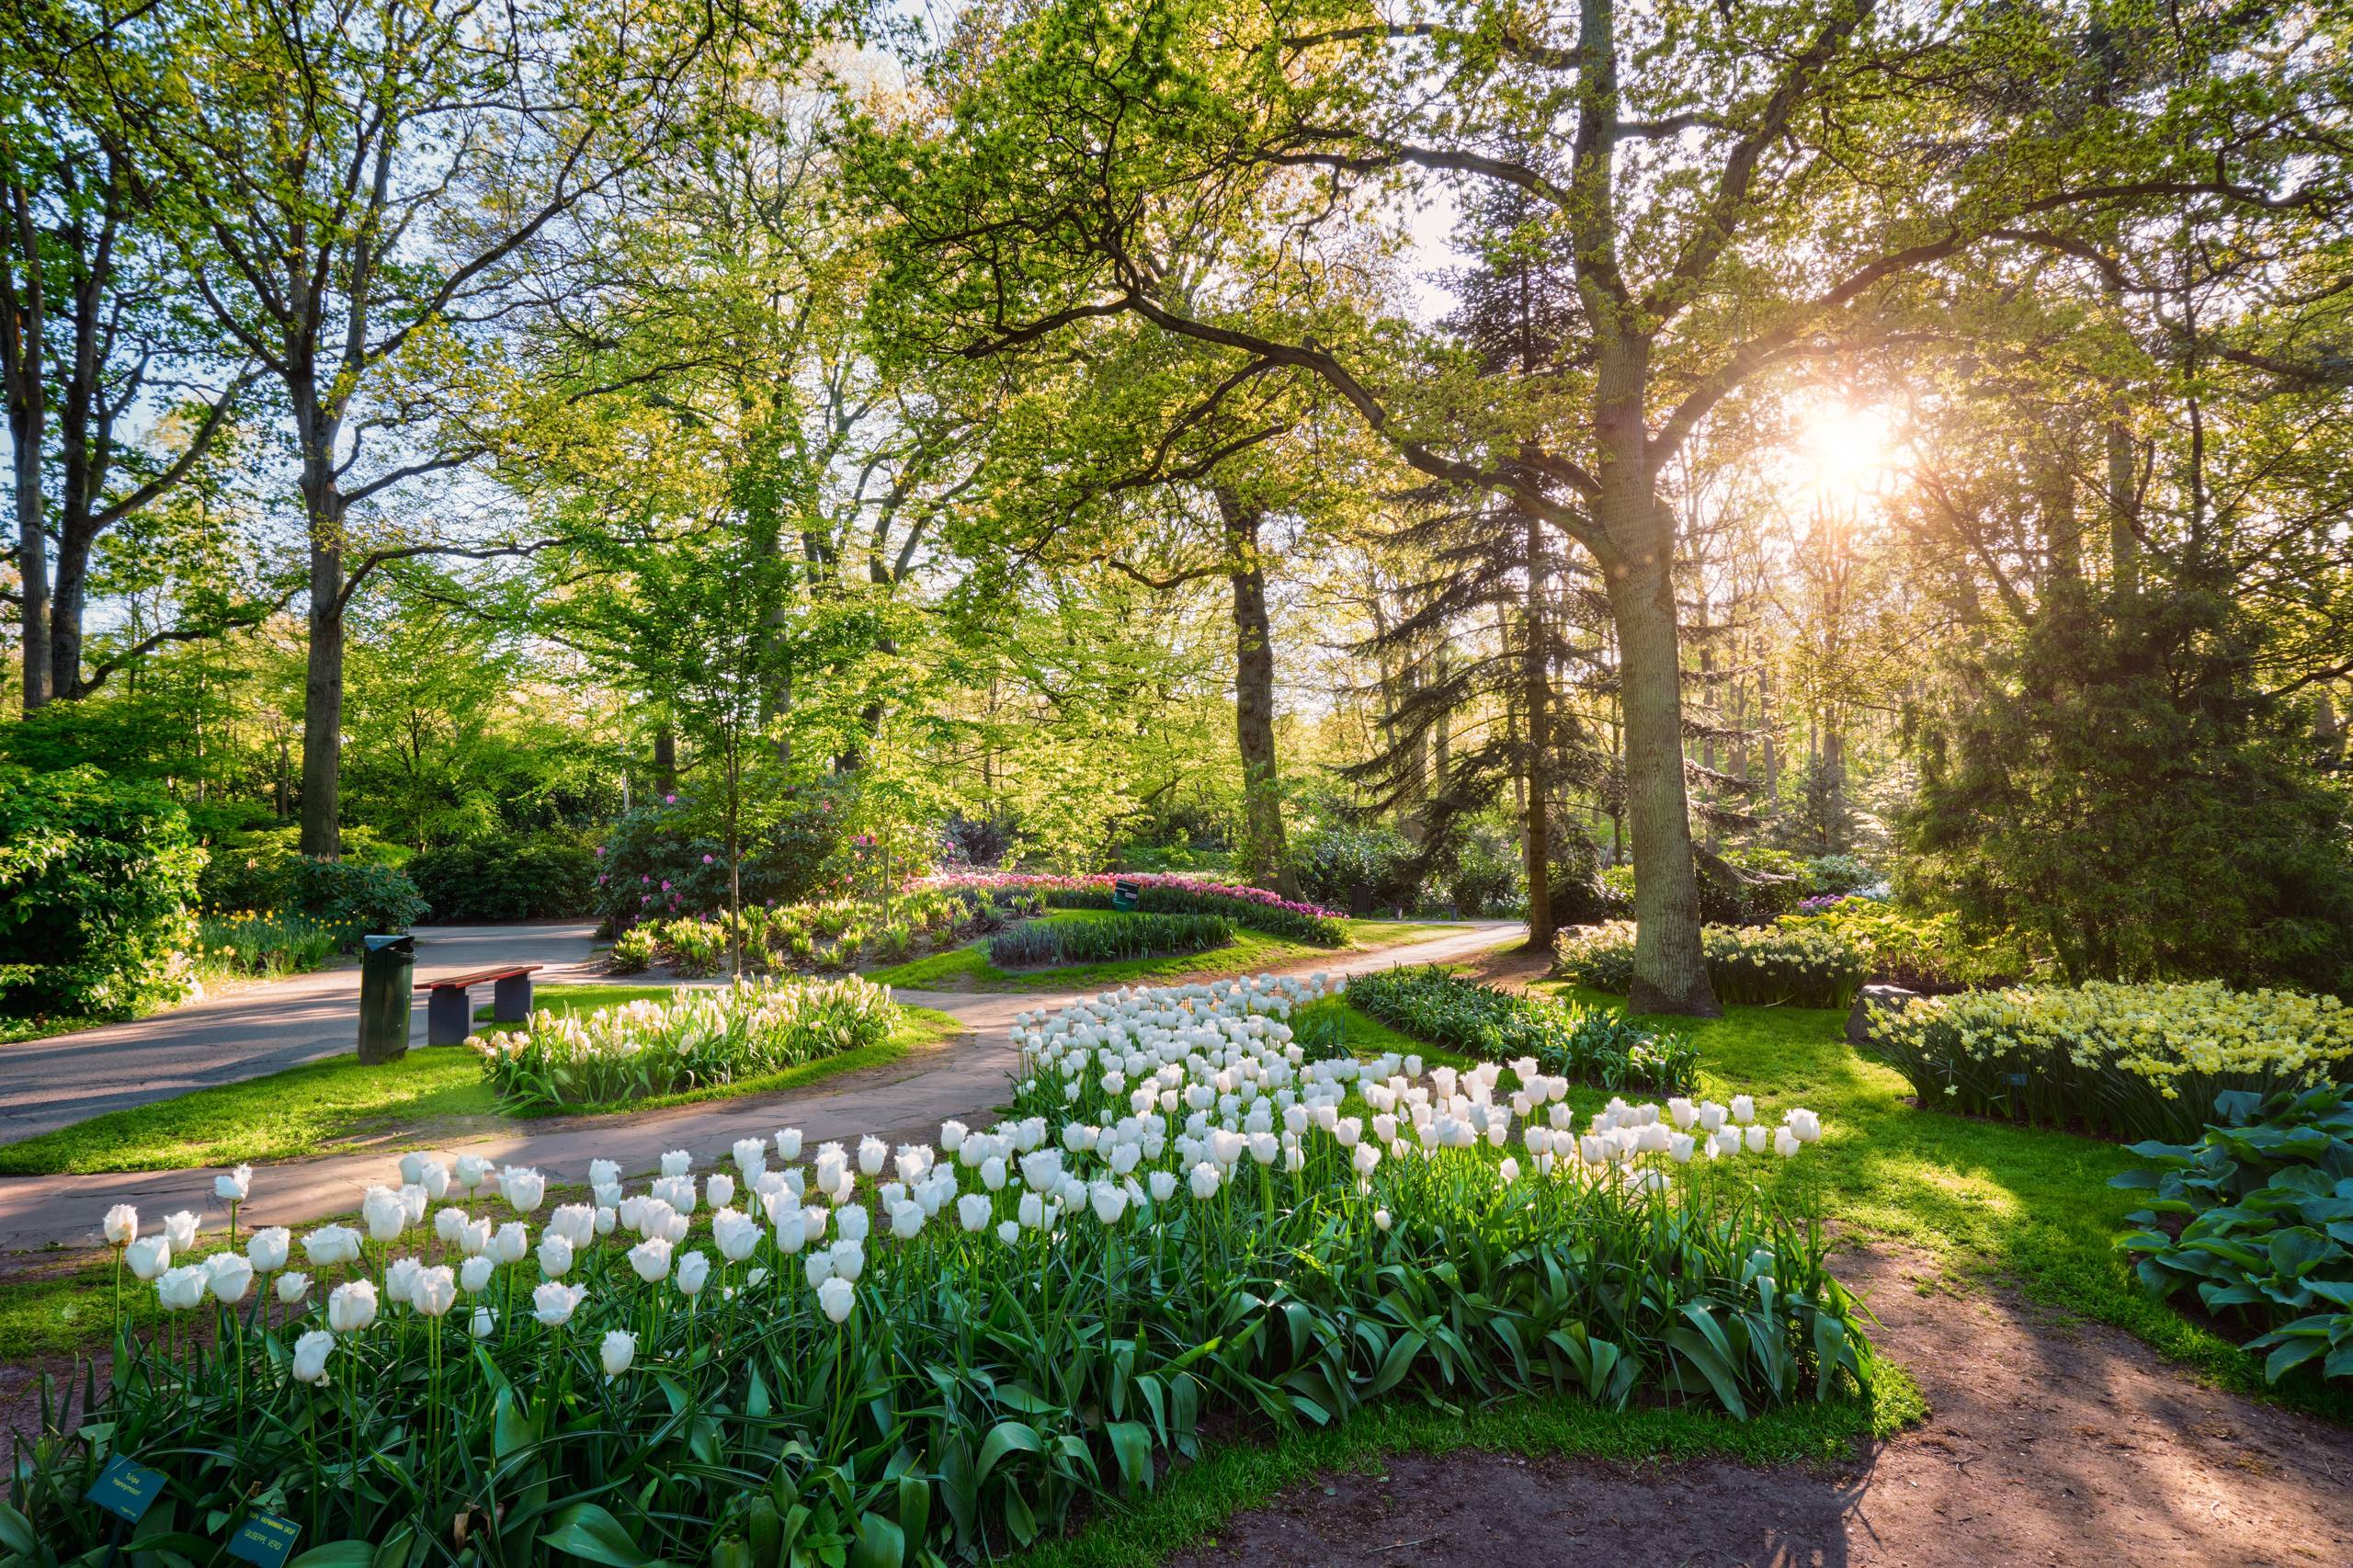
[
  {"xmin": 0, "ymin": 922, "xmax": 1520, "ymax": 1253},
  {"xmin": 0, "ymin": 923, "xmax": 605, "ymax": 1143}
]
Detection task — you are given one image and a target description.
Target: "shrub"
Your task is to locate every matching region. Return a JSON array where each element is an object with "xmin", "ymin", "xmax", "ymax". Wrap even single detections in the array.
[
  {"xmin": 1799, "ymin": 854, "xmax": 1879, "ymax": 898},
  {"xmin": 280, "ymin": 856, "xmax": 427, "ymax": 941},
  {"xmin": 987, "ymin": 912, "xmax": 1233, "ymax": 968},
  {"xmin": 196, "ymin": 823, "xmax": 409, "ymax": 915},
  {"xmin": 1443, "ymin": 825, "xmax": 1522, "ymax": 917},
  {"xmin": 1347, "ymin": 965, "xmax": 1699, "ymax": 1094},
  {"xmin": 34, "ymin": 974, "xmax": 1864, "ymax": 1562},
  {"xmin": 475, "ymin": 974, "xmax": 899, "ymax": 1110},
  {"xmin": 1862, "ymin": 981, "xmax": 2353, "ymax": 1142},
  {"xmin": 407, "ymin": 835, "xmax": 598, "ymax": 922},
  {"xmin": 2113, "ymin": 1085, "xmax": 2353, "ymax": 1383},
  {"xmin": 1289, "ymin": 824, "xmax": 1418, "ymax": 910},
  {"xmin": 594, "ymin": 787, "xmax": 848, "ymax": 931},
  {"xmin": 0, "ymin": 766, "xmax": 203, "ymax": 1017}
]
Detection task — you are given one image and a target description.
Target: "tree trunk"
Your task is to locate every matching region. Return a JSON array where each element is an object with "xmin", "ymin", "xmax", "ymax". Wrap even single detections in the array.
[
  {"xmin": 48, "ymin": 521, "xmax": 88, "ymax": 699},
  {"xmin": 9, "ymin": 419, "xmax": 45, "ymax": 710},
  {"xmin": 297, "ymin": 455, "xmax": 346, "ymax": 858},
  {"xmin": 654, "ymin": 725, "xmax": 678, "ymax": 794},
  {"xmin": 1216, "ymin": 485, "xmax": 1297, "ymax": 898},
  {"xmin": 1520, "ymin": 506, "xmax": 1555, "ymax": 948},
  {"xmin": 1610, "ymin": 541, "xmax": 1717, "ymax": 1015}
]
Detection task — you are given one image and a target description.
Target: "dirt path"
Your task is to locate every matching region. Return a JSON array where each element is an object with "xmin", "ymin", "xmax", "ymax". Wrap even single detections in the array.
[{"xmin": 1167, "ymin": 1244, "xmax": 2353, "ymax": 1568}]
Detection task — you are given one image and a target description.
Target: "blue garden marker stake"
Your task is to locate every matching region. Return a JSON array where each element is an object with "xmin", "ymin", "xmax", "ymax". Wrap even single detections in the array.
[
  {"xmin": 88, "ymin": 1453, "xmax": 165, "ymax": 1566},
  {"xmin": 225, "ymin": 1510, "xmax": 301, "ymax": 1567}
]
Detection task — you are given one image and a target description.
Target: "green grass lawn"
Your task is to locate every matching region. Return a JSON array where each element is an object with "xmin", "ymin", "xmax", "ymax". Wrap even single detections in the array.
[
  {"xmin": 866, "ymin": 914, "xmax": 1476, "ymax": 993},
  {"xmin": 0, "ymin": 991, "xmax": 964, "ymax": 1176}
]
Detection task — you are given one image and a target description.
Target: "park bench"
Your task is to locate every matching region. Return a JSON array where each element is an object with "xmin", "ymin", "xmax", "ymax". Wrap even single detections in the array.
[{"xmin": 417, "ymin": 964, "xmax": 543, "ymax": 1047}]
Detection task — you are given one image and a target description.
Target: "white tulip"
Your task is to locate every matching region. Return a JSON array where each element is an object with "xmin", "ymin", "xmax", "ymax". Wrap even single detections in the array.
[
  {"xmin": 156, "ymin": 1264, "xmax": 208, "ymax": 1312},
  {"xmin": 1745, "ymin": 1124, "xmax": 1769, "ymax": 1154},
  {"xmin": 1373, "ymin": 1209, "xmax": 1392, "ymax": 1233},
  {"xmin": 460, "ymin": 1256, "xmax": 495, "ymax": 1294},
  {"xmin": 491, "ymin": 1221, "xmax": 529, "ymax": 1265},
  {"xmin": 103, "ymin": 1205, "xmax": 138, "ymax": 1247},
  {"xmin": 359, "ymin": 1186, "xmax": 405, "ymax": 1243},
  {"xmin": 126, "ymin": 1235, "xmax": 171, "ymax": 1280},
  {"xmin": 600, "ymin": 1328, "xmax": 636, "ymax": 1377},
  {"xmin": 858, "ymin": 1136, "xmax": 888, "ymax": 1176},
  {"xmin": 830, "ymin": 1239, "xmax": 865, "ymax": 1283},
  {"xmin": 384, "ymin": 1256, "xmax": 423, "ymax": 1304},
  {"xmin": 412, "ymin": 1265, "xmax": 457, "ymax": 1318},
  {"xmin": 627, "ymin": 1237, "xmax": 673, "ymax": 1283},
  {"xmin": 803, "ymin": 1251, "xmax": 834, "ymax": 1289},
  {"xmin": 214, "ymin": 1165, "xmax": 253, "ymax": 1204},
  {"xmin": 707, "ymin": 1174, "xmax": 735, "ymax": 1211},
  {"xmin": 996, "ymin": 1220, "xmax": 1020, "ymax": 1244},
  {"xmin": 537, "ymin": 1235, "xmax": 574, "ymax": 1278},
  {"xmin": 773, "ymin": 1213, "xmax": 807, "ymax": 1256},
  {"xmin": 835, "ymin": 1204, "xmax": 870, "ymax": 1244},
  {"xmin": 277, "ymin": 1270, "xmax": 310, "ymax": 1304},
  {"xmin": 957, "ymin": 1193, "xmax": 993, "ymax": 1233},
  {"xmin": 163, "ymin": 1210, "xmax": 199, "ymax": 1252},
  {"xmin": 1731, "ymin": 1095, "xmax": 1756, "ymax": 1125},
  {"xmin": 713, "ymin": 1209, "xmax": 761, "ymax": 1264},
  {"xmin": 471, "ymin": 1305, "xmax": 496, "ymax": 1338},
  {"xmin": 326, "ymin": 1279, "xmax": 379, "ymax": 1334},
  {"xmin": 660, "ymin": 1149, "xmax": 692, "ymax": 1177},
  {"xmin": 292, "ymin": 1329, "xmax": 335, "ymax": 1384},
  {"xmin": 774, "ymin": 1128, "xmax": 802, "ymax": 1162},
  {"xmin": 532, "ymin": 1281, "xmax": 585, "ymax": 1326},
  {"xmin": 501, "ymin": 1166, "xmax": 546, "ymax": 1214},
  {"xmin": 816, "ymin": 1275, "xmax": 855, "ymax": 1324},
  {"xmin": 246, "ymin": 1226, "xmax": 290, "ymax": 1273},
  {"xmin": 676, "ymin": 1249, "xmax": 711, "ymax": 1298}
]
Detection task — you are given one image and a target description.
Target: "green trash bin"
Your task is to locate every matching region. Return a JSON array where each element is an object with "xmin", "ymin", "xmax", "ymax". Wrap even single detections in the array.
[{"xmin": 358, "ymin": 934, "xmax": 415, "ymax": 1065}]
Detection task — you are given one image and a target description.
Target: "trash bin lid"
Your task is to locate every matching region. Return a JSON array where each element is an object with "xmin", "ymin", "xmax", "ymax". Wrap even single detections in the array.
[{"xmin": 364, "ymin": 934, "xmax": 415, "ymax": 955}]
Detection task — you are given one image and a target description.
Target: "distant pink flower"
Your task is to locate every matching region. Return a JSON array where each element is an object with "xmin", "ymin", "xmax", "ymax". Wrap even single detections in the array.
[
  {"xmin": 701, "ymin": 854, "xmax": 713, "ymax": 864},
  {"xmin": 640, "ymin": 874, "xmax": 650, "ymax": 884},
  {"xmin": 664, "ymin": 793, "xmax": 676, "ymax": 805},
  {"xmin": 661, "ymin": 881, "xmax": 673, "ymax": 892},
  {"xmin": 594, "ymin": 846, "xmax": 605, "ymax": 857}
]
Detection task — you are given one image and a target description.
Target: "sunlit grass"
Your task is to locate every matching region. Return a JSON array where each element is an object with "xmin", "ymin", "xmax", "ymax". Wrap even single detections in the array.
[{"xmin": 866, "ymin": 914, "xmax": 1471, "ymax": 993}]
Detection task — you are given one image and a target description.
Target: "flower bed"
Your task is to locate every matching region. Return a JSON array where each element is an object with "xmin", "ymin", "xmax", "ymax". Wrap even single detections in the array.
[
  {"xmin": 1343, "ymin": 966, "xmax": 1699, "ymax": 1094},
  {"xmin": 192, "ymin": 910, "xmax": 341, "ymax": 979},
  {"xmin": 473, "ymin": 975, "xmax": 899, "ymax": 1111},
  {"xmin": 608, "ymin": 888, "xmax": 1019, "ymax": 977},
  {"xmin": 1863, "ymin": 981, "xmax": 2353, "ymax": 1142},
  {"xmin": 985, "ymin": 911, "xmax": 1233, "ymax": 968},
  {"xmin": 1551, "ymin": 921, "xmax": 1870, "ymax": 1009},
  {"xmin": 921, "ymin": 871, "xmax": 1347, "ymax": 947},
  {"xmin": 2113, "ymin": 1085, "xmax": 2353, "ymax": 1383},
  {"xmin": 30, "ymin": 974, "xmax": 1860, "ymax": 1561}
]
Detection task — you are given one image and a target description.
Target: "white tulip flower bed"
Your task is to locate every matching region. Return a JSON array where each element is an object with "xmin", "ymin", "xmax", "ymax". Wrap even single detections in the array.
[{"xmin": 12, "ymin": 975, "xmax": 1866, "ymax": 1565}]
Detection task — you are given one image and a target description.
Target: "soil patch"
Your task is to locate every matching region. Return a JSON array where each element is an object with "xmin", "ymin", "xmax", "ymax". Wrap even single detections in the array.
[{"xmin": 1170, "ymin": 1244, "xmax": 2353, "ymax": 1568}]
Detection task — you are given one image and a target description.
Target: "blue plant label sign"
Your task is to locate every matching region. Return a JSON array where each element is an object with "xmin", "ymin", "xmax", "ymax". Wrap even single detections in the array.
[
  {"xmin": 88, "ymin": 1454, "xmax": 165, "ymax": 1523},
  {"xmin": 225, "ymin": 1510, "xmax": 301, "ymax": 1567}
]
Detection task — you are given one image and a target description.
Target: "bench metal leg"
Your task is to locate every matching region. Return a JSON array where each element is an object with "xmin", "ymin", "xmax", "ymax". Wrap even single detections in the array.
[
  {"xmin": 493, "ymin": 972, "xmax": 534, "ymax": 1023},
  {"xmin": 426, "ymin": 986, "xmax": 472, "ymax": 1047}
]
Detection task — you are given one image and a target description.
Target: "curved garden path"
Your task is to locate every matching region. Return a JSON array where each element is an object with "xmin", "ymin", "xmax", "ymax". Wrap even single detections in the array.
[
  {"xmin": 0, "ymin": 921, "xmax": 1520, "ymax": 1253},
  {"xmin": 0, "ymin": 922, "xmax": 604, "ymax": 1142}
]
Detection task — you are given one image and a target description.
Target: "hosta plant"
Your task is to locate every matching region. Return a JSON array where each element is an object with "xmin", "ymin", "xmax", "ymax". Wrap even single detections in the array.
[
  {"xmin": 1315, "ymin": 965, "xmax": 1698, "ymax": 1094},
  {"xmin": 1863, "ymin": 981, "xmax": 2353, "ymax": 1142},
  {"xmin": 473, "ymin": 975, "xmax": 898, "ymax": 1111},
  {"xmin": 15, "ymin": 974, "xmax": 1858, "ymax": 1564},
  {"xmin": 2114, "ymin": 1085, "xmax": 2353, "ymax": 1383}
]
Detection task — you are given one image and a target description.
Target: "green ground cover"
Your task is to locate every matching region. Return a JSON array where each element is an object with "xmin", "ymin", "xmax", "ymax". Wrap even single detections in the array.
[{"xmin": 0, "ymin": 989, "xmax": 962, "ymax": 1176}]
